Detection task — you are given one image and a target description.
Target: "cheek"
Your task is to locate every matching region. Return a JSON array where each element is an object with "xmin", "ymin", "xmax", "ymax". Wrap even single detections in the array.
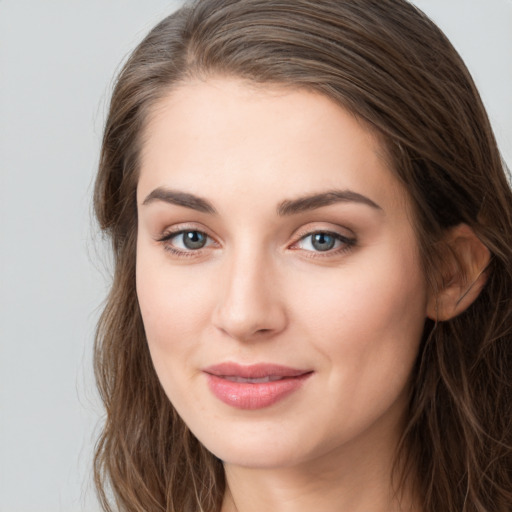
[
  {"xmin": 136, "ymin": 241, "xmax": 211, "ymax": 330},
  {"xmin": 136, "ymin": 260, "xmax": 214, "ymax": 422},
  {"xmin": 281, "ymin": 253, "xmax": 427, "ymax": 445},
  {"xmin": 135, "ymin": 246, "xmax": 212, "ymax": 385},
  {"xmin": 289, "ymin": 246, "xmax": 427, "ymax": 387},
  {"xmin": 336, "ymin": 238, "xmax": 423, "ymax": 326}
]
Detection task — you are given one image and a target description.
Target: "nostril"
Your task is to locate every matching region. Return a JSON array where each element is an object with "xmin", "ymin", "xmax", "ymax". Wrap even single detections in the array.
[{"xmin": 212, "ymin": 268, "xmax": 288, "ymax": 341}]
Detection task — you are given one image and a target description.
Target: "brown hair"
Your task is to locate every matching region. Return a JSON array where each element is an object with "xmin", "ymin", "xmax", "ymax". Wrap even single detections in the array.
[{"xmin": 93, "ymin": 1, "xmax": 512, "ymax": 510}]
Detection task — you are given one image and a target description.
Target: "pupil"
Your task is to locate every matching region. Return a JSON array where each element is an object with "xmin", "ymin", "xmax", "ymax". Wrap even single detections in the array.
[
  {"xmin": 312, "ymin": 233, "xmax": 335, "ymax": 251},
  {"xmin": 183, "ymin": 231, "xmax": 206, "ymax": 249}
]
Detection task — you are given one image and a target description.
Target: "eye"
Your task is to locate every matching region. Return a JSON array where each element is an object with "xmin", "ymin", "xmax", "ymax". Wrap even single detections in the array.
[
  {"xmin": 294, "ymin": 231, "xmax": 355, "ymax": 253},
  {"xmin": 176, "ymin": 230, "xmax": 209, "ymax": 250},
  {"xmin": 158, "ymin": 229, "xmax": 214, "ymax": 253}
]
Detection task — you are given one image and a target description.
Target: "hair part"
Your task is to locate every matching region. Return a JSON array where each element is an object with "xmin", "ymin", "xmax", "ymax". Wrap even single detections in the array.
[{"xmin": 94, "ymin": 1, "xmax": 512, "ymax": 510}]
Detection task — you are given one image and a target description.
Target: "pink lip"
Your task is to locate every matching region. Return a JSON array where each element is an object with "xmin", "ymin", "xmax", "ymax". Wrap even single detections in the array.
[{"xmin": 203, "ymin": 363, "xmax": 313, "ymax": 410}]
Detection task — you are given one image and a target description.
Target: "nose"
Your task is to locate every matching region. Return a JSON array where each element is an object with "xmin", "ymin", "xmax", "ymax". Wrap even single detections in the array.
[{"xmin": 212, "ymin": 247, "xmax": 288, "ymax": 342}]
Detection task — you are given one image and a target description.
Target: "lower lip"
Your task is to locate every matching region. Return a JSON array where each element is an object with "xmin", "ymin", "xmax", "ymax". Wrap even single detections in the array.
[{"xmin": 205, "ymin": 373, "xmax": 312, "ymax": 410}]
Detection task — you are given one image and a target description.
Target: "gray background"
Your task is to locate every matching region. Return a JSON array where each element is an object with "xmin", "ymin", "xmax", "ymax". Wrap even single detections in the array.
[{"xmin": 0, "ymin": 1, "xmax": 510, "ymax": 511}]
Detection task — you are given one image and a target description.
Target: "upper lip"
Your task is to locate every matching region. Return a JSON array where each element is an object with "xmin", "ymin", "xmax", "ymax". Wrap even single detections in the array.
[{"xmin": 203, "ymin": 362, "xmax": 311, "ymax": 379}]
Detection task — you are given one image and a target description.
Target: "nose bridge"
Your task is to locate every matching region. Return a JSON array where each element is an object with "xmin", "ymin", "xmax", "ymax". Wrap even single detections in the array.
[{"xmin": 213, "ymin": 240, "xmax": 286, "ymax": 340}]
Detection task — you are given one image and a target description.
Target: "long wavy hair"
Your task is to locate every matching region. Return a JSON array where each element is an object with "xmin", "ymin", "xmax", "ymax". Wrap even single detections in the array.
[{"xmin": 93, "ymin": 1, "xmax": 512, "ymax": 510}]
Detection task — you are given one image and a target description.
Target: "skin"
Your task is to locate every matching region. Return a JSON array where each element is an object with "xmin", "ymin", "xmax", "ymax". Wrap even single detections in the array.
[{"xmin": 136, "ymin": 78, "xmax": 429, "ymax": 512}]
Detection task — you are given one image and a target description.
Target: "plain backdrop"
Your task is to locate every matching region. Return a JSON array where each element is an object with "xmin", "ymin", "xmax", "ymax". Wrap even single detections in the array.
[{"xmin": 0, "ymin": 1, "xmax": 510, "ymax": 511}]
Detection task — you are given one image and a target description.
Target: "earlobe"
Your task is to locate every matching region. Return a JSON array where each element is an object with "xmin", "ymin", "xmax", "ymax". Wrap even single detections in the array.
[{"xmin": 426, "ymin": 224, "xmax": 491, "ymax": 322}]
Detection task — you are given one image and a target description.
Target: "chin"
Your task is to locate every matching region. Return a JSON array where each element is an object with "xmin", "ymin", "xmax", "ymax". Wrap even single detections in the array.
[
  {"xmin": 190, "ymin": 419, "xmax": 321, "ymax": 470},
  {"xmin": 214, "ymin": 443, "xmax": 305, "ymax": 470}
]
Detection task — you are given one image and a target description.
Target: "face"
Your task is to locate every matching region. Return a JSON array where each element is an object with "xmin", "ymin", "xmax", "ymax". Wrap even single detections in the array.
[{"xmin": 136, "ymin": 78, "xmax": 429, "ymax": 470}]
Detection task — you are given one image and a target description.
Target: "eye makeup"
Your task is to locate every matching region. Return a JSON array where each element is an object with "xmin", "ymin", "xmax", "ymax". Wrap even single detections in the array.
[{"xmin": 155, "ymin": 224, "xmax": 357, "ymax": 260}]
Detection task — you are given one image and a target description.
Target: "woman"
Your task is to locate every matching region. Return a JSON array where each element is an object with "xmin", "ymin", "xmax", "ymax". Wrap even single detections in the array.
[{"xmin": 93, "ymin": 0, "xmax": 512, "ymax": 511}]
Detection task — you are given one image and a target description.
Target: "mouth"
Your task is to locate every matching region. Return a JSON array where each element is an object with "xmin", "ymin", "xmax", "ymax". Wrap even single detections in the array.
[
  {"xmin": 221, "ymin": 375, "xmax": 288, "ymax": 383},
  {"xmin": 203, "ymin": 363, "xmax": 313, "ymax": 410}
]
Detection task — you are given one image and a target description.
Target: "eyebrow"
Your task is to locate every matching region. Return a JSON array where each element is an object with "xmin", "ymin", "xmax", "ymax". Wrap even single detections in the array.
[
  {"xmin": 142, "ymin": 188, "xmax": 217, "ymax": 214},
  {"xmin": 141, "ymin": 187, "xmax": 381, "ymax": 215},
  {"xmin": 277, "ymin": 189, "xmax": 382, "ymax": 215}
]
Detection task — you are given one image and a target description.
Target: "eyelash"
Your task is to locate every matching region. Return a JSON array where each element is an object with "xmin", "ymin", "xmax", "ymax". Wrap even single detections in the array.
[
  {"xmin": 156, "ymin": 228, "xmax": 215, "ymax": 258},
  {"xmin": 291, "ymin": 230, "xmax": 356, "ymax": 258},
  {"xmin": 156, "ymin": 228, "xmax": 357, "ymax": 259}
]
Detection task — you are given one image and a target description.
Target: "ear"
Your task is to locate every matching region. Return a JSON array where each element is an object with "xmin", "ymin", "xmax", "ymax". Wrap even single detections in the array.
[{"xmin": 426, "ymin": 224, "xmax": 491, "ymax": 322}]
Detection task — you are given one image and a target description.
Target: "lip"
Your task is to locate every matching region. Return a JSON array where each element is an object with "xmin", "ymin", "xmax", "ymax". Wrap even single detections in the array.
[{"xmin": 203, "ymin": 363, "xmax": 313, "ymax": 410}]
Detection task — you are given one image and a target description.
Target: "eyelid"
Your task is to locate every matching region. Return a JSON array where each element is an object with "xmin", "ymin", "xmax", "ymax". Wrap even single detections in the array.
[
  {"xmin": 154, "ymin": 222, "xmax": 356, "ymax": 258},
  {"xmin": 288, "ymin": 224, "xmax": 357, "ymax": 255},
  {"xmin": 291, "ymin": 223, "xmax": 356, "ymax": 243},
  {"xmin": 155, "ymin": 223, "xmax": 220, "ymax": 257},
  {"xmin": 156, "ymin": 222, "xmax": 217, "ymax": 242},
  {"xmin": 158, "ymin": 229, "xmax": 215, "ymax": 246}
]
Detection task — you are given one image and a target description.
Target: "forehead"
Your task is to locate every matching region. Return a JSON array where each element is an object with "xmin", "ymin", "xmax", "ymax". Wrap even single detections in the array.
[{"xmin": 138, "ymin": 78, "xmax": 407, "ymax": 216}]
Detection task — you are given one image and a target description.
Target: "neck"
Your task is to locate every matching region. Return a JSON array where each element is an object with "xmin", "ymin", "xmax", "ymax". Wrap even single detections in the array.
[
  {"xmin": 222, "ymin": 460, "xmax": 418, "ymax": 512},
  {"xmin": 220, "ymin": 417, "xmax": 420, "ymax": 512}
]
